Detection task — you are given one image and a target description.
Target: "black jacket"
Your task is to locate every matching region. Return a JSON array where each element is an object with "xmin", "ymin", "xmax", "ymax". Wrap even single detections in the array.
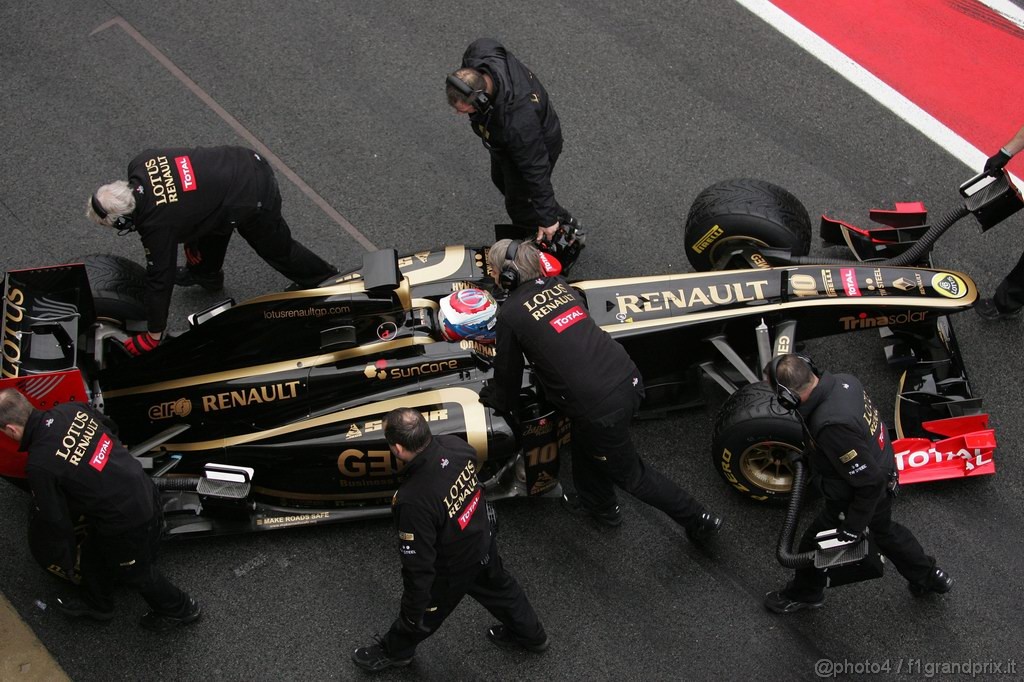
[
  {"xmin": 127, "ymin": 146, "xmax": 272, "ymax": 331},
  {"xmin": 21, "ymin": 403, "xmax": 156, "ymax": 574},
  {"xmin": 493, "ymin": 275, "xmax": 637, "ymax": 418},
  {"xmin": 393, "ymin": 435, "xmax": 489, "ymax": 621},
  {"xmin": 798, "ymin": 372, "xmax": 893, "ymax": 533},
  {"xmin": 462, "ymin": 39, "xmax": 563, "ymax": 225}
]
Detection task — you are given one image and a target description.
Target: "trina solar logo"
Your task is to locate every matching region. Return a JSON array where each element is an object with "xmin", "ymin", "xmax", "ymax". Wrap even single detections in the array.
[
  {"xmin": 838, "ymin": 310, "xmax": 925, "ymax": 330},
  {"xmin": 364, "ymin": 358, "xmax": 459, "ymax": 380}
]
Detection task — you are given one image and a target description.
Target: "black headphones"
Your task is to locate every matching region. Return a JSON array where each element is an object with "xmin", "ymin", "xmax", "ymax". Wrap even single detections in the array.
[
  {"xmin": 765, "ymin": 353, "xmax": 818, "ymax": 411},
  {"xmin": 447, "ymin": 73, "xmax": 492, "ymax": 115},
  {"xmin": 91, "ymin": 192, "xmax": 135, "ymax": 233},
  {"xmin": 498, "ymin": 240, "xmax": 522, "ymax": 290}
]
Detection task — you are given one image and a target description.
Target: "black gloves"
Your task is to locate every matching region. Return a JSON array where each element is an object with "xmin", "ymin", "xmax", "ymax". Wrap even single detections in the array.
[
  {"xmin": 985, "ymin": 149, "xmax": 1012, "ymax": 172},
  {"xmin": 478, "ymin": 381, "xmax": 507, "ymax": 412},
  {"xmin": 123, "ymin": 332, "xmax": 161, "ymax": 357},
  {"xmin": 836, "ymin": 526, "xmax": 863, "ymax": 544}
]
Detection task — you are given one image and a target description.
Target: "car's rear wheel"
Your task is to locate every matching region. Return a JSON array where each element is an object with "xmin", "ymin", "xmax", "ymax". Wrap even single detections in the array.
[
  {"xmin": 712, "ymin": 382, "xmax": 804, "ymax": 502},
  {"xmin": 684, "ymin": 178, "xmax": 811, "ymax": 271},
  {"xmin": 82, "ymin": 254, "xmax": 147, "ymax": 324}
]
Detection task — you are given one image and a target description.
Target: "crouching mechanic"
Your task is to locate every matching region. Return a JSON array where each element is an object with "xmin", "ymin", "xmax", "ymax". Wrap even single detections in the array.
[
  {"xmin": 763, "ymin": 354, "xmax": 953, "ymax": 614},
  {"xmin": 0, "ymin": 388, "xmax": 200, "ymax": 631},
  {"xmin": 485, "ymin": 239, "xmax": 722, "ymax": 542},
  {"xmin": 87, "ymin": 146, "xmax": 339, "ymax": 355},
  {"xmin": 352, "ymin": 408, "xmax": 547, "ymax": 673}
]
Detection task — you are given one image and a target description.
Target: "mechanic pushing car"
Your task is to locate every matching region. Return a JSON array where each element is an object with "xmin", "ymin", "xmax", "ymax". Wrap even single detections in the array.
[
  {"xmin": 352, "ymin": 408, "xmax": 548, "ymax": 673},
  {"xmin": 0, "ymin": 388, "xmax": 201, "ymax": 631},
  {"xmin": 86, "ymin": 145, "xmax": 338, "ymax": 355},
  {"xmin": 485, "ymin": 239, "xmax": 723, "ymax": 542},
  {"xmin": 762, "ymin": 354, "xmax": 953, "ymax": 614},
  {"xmin": 446, "ymin": 39, "xmax": 582, "ymax": 248},
  {"xmin": 977, "ymin": 123, "xmax": 1024, "ymax": 320}
]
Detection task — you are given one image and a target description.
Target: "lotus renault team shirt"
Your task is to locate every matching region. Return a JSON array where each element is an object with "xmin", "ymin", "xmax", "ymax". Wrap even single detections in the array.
[
  {"xmin": 127, "ymin": 146, "xmax": 269, "ymax": 332},
  {"xmin": 797, "ymin": 372, "xmax": 893, "ymax": 534},
  {"xmin": 461, "ymin": 38, "xmax": 563, "ymax": 227},
  {"xmin": 392, "ymin": 435, "xmax": 489, "ymax": 622},
  {"xmin": 493, "ymin": 275, "xmax": 637, "ymax": 418},
  {"xmin": 21, "ymin": 403, "xmax": 156, "ymax": 574}
]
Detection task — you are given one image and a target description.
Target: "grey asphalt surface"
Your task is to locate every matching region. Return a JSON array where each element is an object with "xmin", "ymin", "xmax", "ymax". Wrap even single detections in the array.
[{"xmin": 2, "ymin": 2, "xmax": 1023, "ymax": 681}]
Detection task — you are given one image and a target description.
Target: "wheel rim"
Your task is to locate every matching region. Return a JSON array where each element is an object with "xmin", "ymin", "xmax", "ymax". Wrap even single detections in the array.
[
  {"xmin": 705, "ymin": 235, "xmax": 776, "ymax": 269},
  {"xmin": 738, "ymin": 440, "xmax": 799, "ymax": 493}
]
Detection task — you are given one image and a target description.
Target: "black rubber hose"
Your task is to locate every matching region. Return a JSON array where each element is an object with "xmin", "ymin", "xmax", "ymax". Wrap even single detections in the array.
[
  {"xmin": 787, "ymin": 203, "xmax": 970, "ymax": 267},
  {"xmin": 776, "ymin": 457, "xmax": 817, "ymax": 569},
  {"xmin": 153, "ymin": 476, "xmax": 201, "ymax": 491}
]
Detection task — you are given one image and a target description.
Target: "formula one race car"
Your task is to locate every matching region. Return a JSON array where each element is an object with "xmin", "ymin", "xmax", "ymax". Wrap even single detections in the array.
[{"xmin": 1, "ymin": 172, "xmax": 1020, "ymax": 547}]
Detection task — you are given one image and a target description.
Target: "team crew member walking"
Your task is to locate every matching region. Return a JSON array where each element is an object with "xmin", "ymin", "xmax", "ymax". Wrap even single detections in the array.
[
  {"xmin": 485, "ymin": 239, "xmax": 722, "ymax": 542},
  {"xmin": 977, "ymin": 123, "xmax": 1024, "ymax": 320},
  {"xmin": 87, "ymin": 145, "xmax": 338, "ymax": 355},
  {"xmin": 0, "ymin": 388, "xmax": 200, "ymax": 631},
  {"xmin": 446, "ymin": 38, "xmax": 579, "ymax": 244},
  {"xmin": 352, "ymin": 408, "xmax": 547, "ymax": 673},
  {"xmin": 763, "ymin": 354, "xmax": 953, "ymax": 614}
]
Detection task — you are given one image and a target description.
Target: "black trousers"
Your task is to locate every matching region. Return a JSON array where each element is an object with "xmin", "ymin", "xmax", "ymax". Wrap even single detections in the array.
[
  {"xmin": 488, "ymin": 142, "xmax": 570, "ymax": 228},
  {"xmin": 382, "ymin": 534, "xmax": 544, "ymax": 660},
  {"xmin": 784, "ymin": 493, "xmax": 935, "ymax": 601},
  {"xmin": 994, "ymin": 249, "xmax": 1024, "ymax": 312},
  {"xmin": 80, "ymin": 513, "xmax": 189, "ymax": 616},
  {"xmin": 186, "ymin": 168, "xmax": 337, "ymax": 288},
  {"xmin": 571, "ymin": 374, "xmax": 705, "ymax": 527}
]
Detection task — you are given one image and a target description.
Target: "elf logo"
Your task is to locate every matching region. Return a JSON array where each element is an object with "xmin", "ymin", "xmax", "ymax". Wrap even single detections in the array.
[
  {"xmin": 89, "ymin": 434, "xmax": 113, "ymax": 472},
  {"xmin": 175, "ymin": 156, "xmax": 198, "ymax": 192},
  {"xmin": 550, "ymin": 306, "xmax": 587, "ymax": 333}
]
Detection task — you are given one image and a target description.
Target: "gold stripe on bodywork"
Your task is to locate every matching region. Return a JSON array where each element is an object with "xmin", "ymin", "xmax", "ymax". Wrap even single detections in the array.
[
  {"xmin": 405, "ymin": 246, "xmax": 469, "ymax": 285},
  {"xmin": 164, "ymin": 386, "xmax": 489, "ymax": 457},
  {"xmin": 103, "ymin": 336, "xmax": 434, "ymax": 398}
]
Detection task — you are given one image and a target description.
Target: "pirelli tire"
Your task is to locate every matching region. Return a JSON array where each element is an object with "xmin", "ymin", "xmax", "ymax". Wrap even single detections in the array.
[
  {"xmin": 82, "ymin": 254, "xmax": 148, "ymax": 325},
  {"xmin": 712, "ymin": 382, "xmax": 804, "ymax": 503},
  {"xmin": 684, "ymin": 178, "xmax": 812, "ymax": 271}
]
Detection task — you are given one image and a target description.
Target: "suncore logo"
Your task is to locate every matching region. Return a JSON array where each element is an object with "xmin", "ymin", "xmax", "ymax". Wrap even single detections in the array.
[{"xmin": 839, "ymin": 310, "xmax": 926, "ymax": 330}]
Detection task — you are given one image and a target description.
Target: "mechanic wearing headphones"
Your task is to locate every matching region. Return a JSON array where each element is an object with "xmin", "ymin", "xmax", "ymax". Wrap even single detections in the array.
[
  {"xmin": 86, "ymin": 146, "xmax": 338, "ymax": 355},
  {"xmin": 763, "ymin": 354, "xmax": 953, "ymax": 614},
  {"xmin": 485, "ymin": 239, "xmax": 722, "ymax": 542},
  {"xmin": 353, "ymin": 408, "xmax": 547, "ymax": 673},
  {"xmin": 0, "ymin": 388, "xmax": 200, "ymax": 631},
  {"xmin": 446, "ymin": 39, "xmax": 581, "ymax": 246},
  {"xmin": 977, "ymin": 123, "xmax": 1024, "ymax": 320}
]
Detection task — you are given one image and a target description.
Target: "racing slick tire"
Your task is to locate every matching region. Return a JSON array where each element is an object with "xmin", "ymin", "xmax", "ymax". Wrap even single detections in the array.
[
  {"xmin": 82, "ymin": 254, "xmax": 147, "ymax": 324},
  {"xmin": 684, "ymin": 178, "xmax": 811, "ymax": 271},
  {"xmin": 712, "ymin": 382, "xmax": 804, "ymax": 502}
]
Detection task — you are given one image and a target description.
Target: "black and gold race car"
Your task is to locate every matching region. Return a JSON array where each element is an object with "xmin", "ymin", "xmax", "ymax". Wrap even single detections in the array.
[{"xmin": 2, "ymin": 172, "xmax": 1019, "ymax": 543}]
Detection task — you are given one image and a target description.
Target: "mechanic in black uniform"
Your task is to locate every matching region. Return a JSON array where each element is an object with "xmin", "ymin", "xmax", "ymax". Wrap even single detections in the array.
[
  {"xmin": 446, "ymin": 38, "xmax": 580, "ymax": 244},
  {"xmin": 485, "ymin": 239, "xmax": 723, "ymax": 542},
  {"xmin": 762, "ymin": 354, "xmax": 953, "ymax": 614},
  {"xmin": 0, "ymin": 388, "xmax": 200, "ymax": 631},
  {"xmin": 352, "ymin": 408, "xmax": 547, "ymax": 673},
  {"xmin": 977, "ymin": 123, "xmax": 1024, "ymax": 320},
  {"xmin": 87, "ymin": 146, "xmax": 338, "ymax": 355}
]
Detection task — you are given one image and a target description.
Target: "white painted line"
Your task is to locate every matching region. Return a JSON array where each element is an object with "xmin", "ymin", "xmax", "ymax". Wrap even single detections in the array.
[
  {"xmin": 733, "ymin": 0, "xmax": 1021, "ymax": 188},
  {"xmin": 978, "ymin": 0, "xmax": 1024, "ymax": 28}
]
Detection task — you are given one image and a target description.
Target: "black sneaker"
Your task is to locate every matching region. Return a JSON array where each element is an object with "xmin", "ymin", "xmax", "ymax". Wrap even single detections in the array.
[
  {"xmin": 975, "ymin": 298, "xmax": 1021, "ymax": 320},
  {"xmin": 685, "ymin": 511, "xmax": 723, "ymax": 545},
  {"xmin": 561, "ymin": 492, "xmax": 622, "ymax": 527},
  {"xmin": 763, "ymin": 590, "xmax": 825, "ymax": 614},
  {"xmin": 486, "ymin": 624, "xmax": 550, "ymax": 653},
  {"xmin": 175, "ymin": 267, "xmax": 224, "ymax": 292},
  {"xmin": 140, "ymin": 597, "xmax": 202, "ymax": 632},
  {"xmin": 909, "ymin": 567, "xmax": 954, "ymax": 596},
  {"xmin": 56, "ymin": 595, "xmax": 115, "ymax": 622},
  {"xmin": 351, "ymin": 637, "xmax": 413, "ymax": 672}
]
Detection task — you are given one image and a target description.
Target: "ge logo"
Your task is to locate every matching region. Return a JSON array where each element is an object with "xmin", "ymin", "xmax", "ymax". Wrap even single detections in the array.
[{"xmin": 364, "ymin": 360, "xmax": 388, "ymax": 380}]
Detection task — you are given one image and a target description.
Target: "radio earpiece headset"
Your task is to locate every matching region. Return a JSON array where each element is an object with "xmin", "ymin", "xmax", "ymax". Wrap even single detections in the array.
[
  {"xmin": 446, "ymin": 73, "xmax": 493, "ymax": 115},
  {"xmin": 498, "ymin": 240, "xmax": 522, "ymax": 290},
  {"xmin": 91, "ymin": 192, "xmax": 135, "ymax": 234},
  {"xmin": 766, "ymin": 353, "xmax": 818, "ymax": 411}
]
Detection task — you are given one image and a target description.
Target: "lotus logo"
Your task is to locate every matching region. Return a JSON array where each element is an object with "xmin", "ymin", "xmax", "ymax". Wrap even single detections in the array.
[{"xmin": 365, "ymin": 359, "xmax": 388, "ymax": 380}]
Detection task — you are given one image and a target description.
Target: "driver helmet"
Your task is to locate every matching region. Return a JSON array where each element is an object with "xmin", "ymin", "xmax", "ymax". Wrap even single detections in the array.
[{"xmin": 439, "ymin": 288, "xmax": 498, "ymax": 343}]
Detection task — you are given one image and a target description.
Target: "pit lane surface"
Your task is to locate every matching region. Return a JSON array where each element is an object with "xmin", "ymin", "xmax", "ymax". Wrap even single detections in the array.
[{"xmin": 2, "ymin": 2, "xmax": 1024, "ymax": 680}]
